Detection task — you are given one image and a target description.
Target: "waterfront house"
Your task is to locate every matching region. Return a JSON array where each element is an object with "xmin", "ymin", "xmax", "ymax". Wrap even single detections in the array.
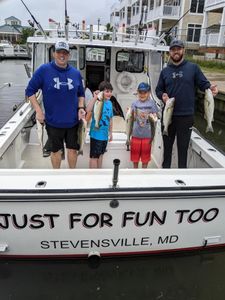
[
  {"xmin": 0, "ymin": 16, "xmax": 23, "ymax": 44},
  {"xmin": 200, "ymin": 0, "xmax": 225, "ymax": 58},
  {"xmin": 110, "ymin": 0, "xmax": 221, "ymax": 51}
]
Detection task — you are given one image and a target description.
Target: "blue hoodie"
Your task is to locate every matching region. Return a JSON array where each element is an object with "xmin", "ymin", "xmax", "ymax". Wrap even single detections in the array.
[
  {"xmin": 26, "ymin": 61, "xmax": 85, "ymax": 128},
  {"xmin": 155, "ymin": 60, "xmax": 210, "ymax": 116}
]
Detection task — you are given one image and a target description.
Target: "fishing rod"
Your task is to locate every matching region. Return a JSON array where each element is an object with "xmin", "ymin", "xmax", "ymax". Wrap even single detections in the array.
[
  {"xmin": 65, "ymin": 0, "xmax": 70, "ymax": 40},
  {"xmin": 155, "ymin": 8, "xmax": 191, "ymax": 46},
  {"xmin": 19, "ymin": 0, "xmax": 47, "ymax": 39}
]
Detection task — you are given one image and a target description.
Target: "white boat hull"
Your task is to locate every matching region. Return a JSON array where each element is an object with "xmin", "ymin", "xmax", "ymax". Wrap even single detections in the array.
[{"xmin": 1, "ymin": 169, "xmax": 225, "ymax": 259}]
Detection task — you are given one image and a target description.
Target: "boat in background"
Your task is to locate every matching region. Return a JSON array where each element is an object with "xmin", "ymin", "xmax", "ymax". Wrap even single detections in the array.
[
  {"xmin": 0, "ymin": 40, "xmax": 14, "ymax": 57},
  {"xmin": 0, "ymin": 18, "xmax": 225, "ymax": 259},
  {"xmin": 0, "ymin": 40, "xmax": 29, "ymax": 59}
]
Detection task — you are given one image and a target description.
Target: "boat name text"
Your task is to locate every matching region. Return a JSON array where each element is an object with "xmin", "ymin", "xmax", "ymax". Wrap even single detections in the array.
[{"xmin": 0, "ymin": 208, "xmax": 219, "ymax": 230}]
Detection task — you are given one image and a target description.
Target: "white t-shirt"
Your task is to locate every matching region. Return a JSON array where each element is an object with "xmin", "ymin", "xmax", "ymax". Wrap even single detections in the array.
[{"xmin": 85, "ymin": 88, "xmax": 93, "ymax": 107}]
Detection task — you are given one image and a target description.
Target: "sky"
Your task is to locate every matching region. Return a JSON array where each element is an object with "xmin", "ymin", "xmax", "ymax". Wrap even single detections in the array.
[{"xmin": 0, "ymin": 0, "xmax": 116, "ymax": 27}]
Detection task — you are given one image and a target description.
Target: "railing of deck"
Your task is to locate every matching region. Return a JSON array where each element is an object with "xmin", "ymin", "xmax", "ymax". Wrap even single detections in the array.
[
  {"xmin": 205, "ymin": 0, "xmax": 225, "ymax": 8},
  {"xmin": 147, "ymin": 5, "xmax": 180, "ymax": 22},
  {"xmin": 200, "ymin": 33, "xmax": 225, "ymax": 47}
]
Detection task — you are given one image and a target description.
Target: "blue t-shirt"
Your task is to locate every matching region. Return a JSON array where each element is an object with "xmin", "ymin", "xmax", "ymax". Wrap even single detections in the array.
[
  {"xmin": 131, "ymin": 98, "xmax": 158, "ymax": 138},
  {"xmin": 25, "ymin": 61, "xmax": 85, "ymax": 128},
  {"xmin": 90, "ymin": 99, "xmax": 113, "ymax": 141}
]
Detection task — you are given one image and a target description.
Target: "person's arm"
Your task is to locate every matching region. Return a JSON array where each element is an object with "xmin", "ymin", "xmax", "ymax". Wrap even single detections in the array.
[
  {"xmin": 29, "ymin": 94, "xmax": 45, "ymax": 124},
  {"xmin": 195, "ymin": 65, "xmax": 218, "ymax": 97},
  {"xmin": 86, "ymin": 91, "xmax": 99, "ymax": 113},
  {"xmin": 26, "ymin": 66, "xmax": 45, "ymax": 123},
  {"xmin": 78, "ymin": 96, "xmax": 86, "ymax": 120},
  {"xmin": 155, "ymin": 71, "xmax": 167, "ymax": 101},
  {"xmin": 109, "ymin": 118, "xmax": 113, "ymax": 142}
]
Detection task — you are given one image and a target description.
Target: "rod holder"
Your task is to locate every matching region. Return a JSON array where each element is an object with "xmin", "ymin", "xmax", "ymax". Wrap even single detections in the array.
[{"xmin": 112, "ymin": 159, "xmax": 120, "ymax": 189}]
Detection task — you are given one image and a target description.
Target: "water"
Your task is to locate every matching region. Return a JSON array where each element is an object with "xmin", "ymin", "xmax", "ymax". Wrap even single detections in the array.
[
  {"xmin": 194, "ymin": 112, "xmax": 225, "ymax": 153},
  {"xmin": 1, "ymin": 59, "xmax": 225, "ymax": 300},
  {"xmin": 1, "ymin": 251, "xmax": 225, "ymax": 299},
  {"xmin": 0, "ymin": 59, "xmax": 28, "ymax": 127}
]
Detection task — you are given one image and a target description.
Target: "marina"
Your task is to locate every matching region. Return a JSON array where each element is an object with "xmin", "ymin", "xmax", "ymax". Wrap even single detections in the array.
[
  {"xmin": 0, "ymin": 41, "xmax": 29, "ymax": 60},
  {"xmin": 0, "ymin": 24, "xmax": 225, "ymax": 258},
  {"xmin": 1, "ymin": 2, "xmax": 225, "ymax": 299}
]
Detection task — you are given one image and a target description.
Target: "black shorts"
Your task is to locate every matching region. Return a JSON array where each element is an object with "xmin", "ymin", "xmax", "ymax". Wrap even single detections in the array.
[
  {"xmin": 90, "ymin": 138, "xmax": 108, "ymax": 159},
  {"xmin": 46, "ymin": 124, "xmax": 79, "ymax": 153}
]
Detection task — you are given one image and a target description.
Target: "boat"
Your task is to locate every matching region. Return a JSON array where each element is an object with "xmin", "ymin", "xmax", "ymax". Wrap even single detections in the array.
[
  {"xmin": 0, "ymin": 40, "xmax": 14, "ymax": 57},
  {"xmin": 0, "ymin": 20, "xmax": 225, "ymax": 260}
]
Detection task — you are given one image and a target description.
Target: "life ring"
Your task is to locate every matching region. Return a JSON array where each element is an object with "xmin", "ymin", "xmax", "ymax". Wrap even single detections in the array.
[{"xmin": 116, "ymin": 71, "xmax": 137, "ymax": 93}]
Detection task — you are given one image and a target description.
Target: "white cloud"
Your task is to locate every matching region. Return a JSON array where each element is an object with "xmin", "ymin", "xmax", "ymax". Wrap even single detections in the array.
[{"xmin": 0, "ymin": 0, "xmax": 116, "ymax": 27}]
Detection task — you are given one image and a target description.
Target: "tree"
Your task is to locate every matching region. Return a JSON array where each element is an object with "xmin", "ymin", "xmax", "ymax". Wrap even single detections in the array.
[
  {"xmin": 18, "ymin": 27, "xmax": 35, "ymax": 44},
  {"xmin": 106, "ymin": 23, "xmax": 113, "ymax": 32}
]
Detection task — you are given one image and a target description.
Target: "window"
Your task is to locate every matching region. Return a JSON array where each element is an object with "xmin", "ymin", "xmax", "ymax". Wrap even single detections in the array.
[
  {"xmin": 187, "ymin": 24, "xmax": 202, "ymax": 42},
  {"xmin": 149, "ymin": 0, "xmax": 154, "ymax": 10},
  {"xmin": 86, "ymin": 47, "xmax": 105, "ymax": 62},
  {"xmin": 136, "ymin": 1, "xmax": 140, "ymax": 14},
  {"xmin": 132, "ymin": 4, "xmax": 136, "ymax": 16},
  {"xmin": 116, "ymin": 51, "xmax": 144, "ymax": 73},
  {"xmin": 190, "ymin": 0, "xmax": 204, "ymax": 14}
]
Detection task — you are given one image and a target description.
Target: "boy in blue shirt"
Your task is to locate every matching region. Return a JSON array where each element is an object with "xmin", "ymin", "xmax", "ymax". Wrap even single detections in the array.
[{"xmin": 86, "ymin": 81, "xmax": 113, "ymax": 168}]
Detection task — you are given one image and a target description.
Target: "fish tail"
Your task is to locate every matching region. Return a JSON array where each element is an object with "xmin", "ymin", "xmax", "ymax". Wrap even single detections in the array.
[
  {"xmin": 206, "ymin": 125, "xmax": 214, "ymax": 133},
  {"xmin": 78, "ymin": 150, "xmax": 83, "ymax": 156},
  {"xmin": 162, "ymin": 130, "xmax": 168, "ymax": 136}
]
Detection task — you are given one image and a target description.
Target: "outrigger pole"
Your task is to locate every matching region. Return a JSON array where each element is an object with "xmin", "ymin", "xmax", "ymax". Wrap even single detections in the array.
[
  {"xmin": 65, "ymin": 0, "xmax": 70, "ymax": 40},
  {"xmin": 19, "ymin": 0, "xmax": 47, "ymax": 39}
]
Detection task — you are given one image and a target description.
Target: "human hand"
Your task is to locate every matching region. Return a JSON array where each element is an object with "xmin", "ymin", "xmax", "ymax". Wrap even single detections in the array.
[
  {"xmin": 210, "ymin": 84, "xmax": 218, "ymax": 97},
  {"xmin": 93, "ymin": 90, "xmax": 100, "ymax": 101},
  {"xmin": 78, "ymin": 108, "xmax": 86, "ymax": 120},
  {"xmin": 162, "ymin": 93, "xmax": 169, "ymax": 103}
]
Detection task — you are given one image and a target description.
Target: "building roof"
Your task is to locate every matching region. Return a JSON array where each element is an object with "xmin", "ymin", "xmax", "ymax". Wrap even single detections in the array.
[
  {"xmin": 5, "ymin": 16, "xmax": 21, "ymax": 22},
  {"xmin": 0, "ymin": 24, "xmax": 23, "ymax": 34}
]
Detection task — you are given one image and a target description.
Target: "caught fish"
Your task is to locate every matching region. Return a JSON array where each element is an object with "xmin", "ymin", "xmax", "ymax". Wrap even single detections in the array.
[
  {"xmin": 204, "ymin": 88, "xmax": 214, "ymax": 133},
  {"xmin": 162, "ymin": 97, "xmax": 175, "ymax": 136},
  {"xmin": 77, "ymin": 118, "xmax": 87, "ymax": 155},
  {"xmin": 93, "ymin": 91, "xmax": 104, "ymax": 128},
  {"xmin": 125, "ymin": 107, "xmax": 134, "ymax": 151},
  {"xmin": 148, "ymin": 113, "xmax": 158, "ymax": 140}
]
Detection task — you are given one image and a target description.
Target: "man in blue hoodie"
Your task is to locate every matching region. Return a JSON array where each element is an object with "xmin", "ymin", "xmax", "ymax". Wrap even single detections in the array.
[
  {"xmin": 156, "ymin": 39, "xmax": 218, "ymax": 168},
  {"xmin": 26, "ymin": 41, "xmax": 85, "ymax": 168}
]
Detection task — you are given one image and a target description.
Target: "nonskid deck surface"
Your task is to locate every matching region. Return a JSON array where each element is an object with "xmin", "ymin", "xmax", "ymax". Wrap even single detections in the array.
[{"xmin": 22, "ymin": 116, "xmax": 157, "ymax": 169}]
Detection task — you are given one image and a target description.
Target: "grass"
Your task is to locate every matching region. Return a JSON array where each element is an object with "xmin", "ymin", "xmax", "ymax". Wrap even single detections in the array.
[{"xmin": 186, "ymin": 55, "xmax": 225, "ymax": 74}]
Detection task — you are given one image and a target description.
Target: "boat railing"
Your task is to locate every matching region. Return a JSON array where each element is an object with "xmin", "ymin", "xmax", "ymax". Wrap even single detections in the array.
[
  {"xmin": 0, "ymin": 91, "xmax": 41, "ymax": 166},
  {"xmin": 36, "ymin": 26, "xmax": 162, "ymax": 46}
]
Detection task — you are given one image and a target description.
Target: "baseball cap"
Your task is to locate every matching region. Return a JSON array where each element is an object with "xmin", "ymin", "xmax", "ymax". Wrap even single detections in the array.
[
  {"xmin": 137, "ymin": 82, "xmax": 150, "ymax": 92},
  {"xmin": 55, "ymin": 41, "xmax": 70, "ymax": 52},
  {"xmin": 169, "ymin": 39, "xmax": 184, "ymax": 50}
]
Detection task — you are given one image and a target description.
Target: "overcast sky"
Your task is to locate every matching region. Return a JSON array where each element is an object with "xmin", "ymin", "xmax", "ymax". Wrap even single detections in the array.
[{"xmin": 0, "ymin": 0, "xmax": 116, "ymax": 27}]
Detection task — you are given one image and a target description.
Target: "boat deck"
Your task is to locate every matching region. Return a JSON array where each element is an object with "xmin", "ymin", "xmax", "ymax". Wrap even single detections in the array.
[{"xmin": 22, "ymin": 116, "xmax": 157, "ymax": 169}]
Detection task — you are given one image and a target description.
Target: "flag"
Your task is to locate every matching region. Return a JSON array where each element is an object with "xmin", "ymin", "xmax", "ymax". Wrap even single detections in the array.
[{"xmin": 49, "ymin": 18, "xmax": 59, "ymax": 25}]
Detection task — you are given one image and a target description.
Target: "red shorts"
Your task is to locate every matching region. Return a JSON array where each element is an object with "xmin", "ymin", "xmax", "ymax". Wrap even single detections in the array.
[{"xmin": 130, "ymin": 137, "xmax": 152, "ymax": 163}]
